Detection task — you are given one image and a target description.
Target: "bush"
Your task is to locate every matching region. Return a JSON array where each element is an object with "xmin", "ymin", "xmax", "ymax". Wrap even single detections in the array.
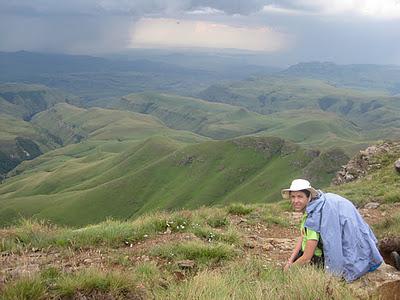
[{"xmin": 227, "ymin": 204, "xmax": 253, "ymax": 215}]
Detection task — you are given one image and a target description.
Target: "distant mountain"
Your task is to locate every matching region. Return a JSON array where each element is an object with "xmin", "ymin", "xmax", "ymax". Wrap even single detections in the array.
[
  {"xmin": 0, "ymin": 51, "xmax": 278, "ymax": 100},
  {"xmin": 198, "ymin": 76, "xmax": 400, "ymax": 141},
  {"xmin": 281, "ymin": 62, "xmax": 400, "ymax": 94},
  {"xmin": 0, "ymin": 83, "xmax": 74, "ymax": 121},
  {"xmin": 0, "ymin": 50, "xmax": 196, "ymax": 77}
]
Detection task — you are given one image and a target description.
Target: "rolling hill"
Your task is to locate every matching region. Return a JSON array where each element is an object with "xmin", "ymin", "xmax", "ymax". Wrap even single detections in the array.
[
  {"xmin": 100, "ymin": 91, "xmax": 376, "ymax": 154},
  {"xmin": 0, "ymin": 136, "xmax": 348, "ymax": 226},
  {"xmin": 198, "ymin": 76, "xmax": 400, "ymax": 141},
  {"xmin": 0, "ymin": 83, "xmax": 77, "ymax": 176},
  {"xmin": 0, "ymin": 83, "xmax": 74, "ymax": 121},
  {"xmin": 281, "ymin": 62, "xmax": 400, "ymax": 94}
]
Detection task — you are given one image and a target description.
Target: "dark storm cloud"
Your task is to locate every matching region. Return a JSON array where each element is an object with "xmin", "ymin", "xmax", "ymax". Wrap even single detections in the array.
[
  {"xmin": 0, "ymin": 0, "xmax": 399, "ymax": 65},
  {"xmin": 0, "ymin": 0, "xmax": 273, "ymax": 17}
]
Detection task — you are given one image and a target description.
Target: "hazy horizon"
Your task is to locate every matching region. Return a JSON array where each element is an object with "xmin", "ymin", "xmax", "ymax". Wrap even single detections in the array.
[{"xmin": 0, "ymin": 1, "xmax": 399, "ymax": 66}]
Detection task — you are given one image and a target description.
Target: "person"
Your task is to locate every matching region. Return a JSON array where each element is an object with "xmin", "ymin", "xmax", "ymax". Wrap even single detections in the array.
[{"xmin": 282, "ymin": 179, "xmax": 383, "ymax": 282}]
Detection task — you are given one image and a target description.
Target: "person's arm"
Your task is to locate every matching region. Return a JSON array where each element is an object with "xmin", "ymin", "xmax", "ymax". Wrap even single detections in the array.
[
  {"xmin": 284, "ymin": 236, "xmax": 302, "ymax": 271},
  {"xmin": 292, "ymin": 239, "xmax": 318, "ymax": 266}
]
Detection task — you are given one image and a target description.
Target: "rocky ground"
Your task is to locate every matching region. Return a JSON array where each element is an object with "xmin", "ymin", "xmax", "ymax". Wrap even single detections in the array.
[{"xmin": 1, "ymin": 203, "xmax": 400, "ymax": 299}]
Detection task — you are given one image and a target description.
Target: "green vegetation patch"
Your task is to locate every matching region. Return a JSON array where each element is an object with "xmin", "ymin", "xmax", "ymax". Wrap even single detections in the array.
[
  {"xmin": 227, "ymin": 203, "xmax": 254, "ymax": 215},
  {"xmin": 0, "ymin": 212, "xmax": 191, "ymax": 251},
  {"xmin": 1, "ymin": 268, "xmax": 145, "ymax": 300},
  {"xmin": 149, "ymin": 240, "xmax": 238, "ymax": 265},
  {"xmin": 155, "ymin": 259, "xmax": 353, "ymax": 299},
  {"xmin": 373, "ymin": 212, "xmax": 400, "ymax": 238}
]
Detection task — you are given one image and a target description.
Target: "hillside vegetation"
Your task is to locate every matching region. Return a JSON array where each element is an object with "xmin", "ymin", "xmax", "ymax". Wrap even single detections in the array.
[
  {"xmin": 0, "ymin": 136, "xmax": 348, "ymax": 226},
  {"xmin": 0, "ymin": 83, "xmax": 73, "ymax": 121},
  {"xmin": 282, "ymin": 62, "xmax": 400, "ymax": 94},
  {"xmin": 198, "ymin": 76, "xmax": 400, "ymax": 140},
  {"xmin": 102, "ymin": 92, "xmax": 374, "ymax": 154},
  {"xmin": 0, "ymin": 204, "xmax": 356, "ymax": 299}
]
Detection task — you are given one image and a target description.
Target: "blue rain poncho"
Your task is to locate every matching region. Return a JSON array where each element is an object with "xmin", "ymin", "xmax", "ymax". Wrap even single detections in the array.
[{"xmin": 304, "ymin": 191, "xmax": 383, "ymax": 282}]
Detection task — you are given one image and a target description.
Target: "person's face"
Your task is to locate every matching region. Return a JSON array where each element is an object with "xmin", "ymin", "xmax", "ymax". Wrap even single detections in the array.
[{"xmin": 290, "ymin": 191, "xmax": 310, "ymax": 212}]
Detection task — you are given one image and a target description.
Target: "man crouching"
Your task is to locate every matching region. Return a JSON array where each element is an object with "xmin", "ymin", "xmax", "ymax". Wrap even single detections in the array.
[{"xmin": 282, "ymin": 179, "xmax": 383, "ymax": 282}]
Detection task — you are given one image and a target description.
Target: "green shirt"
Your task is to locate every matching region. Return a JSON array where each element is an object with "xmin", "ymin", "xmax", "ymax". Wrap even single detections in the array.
[{"xmin": 300, "ymin": 213, "xmax": 323, "ymax": 257}]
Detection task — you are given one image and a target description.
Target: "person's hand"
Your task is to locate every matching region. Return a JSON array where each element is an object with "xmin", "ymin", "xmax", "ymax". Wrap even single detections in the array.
[{"xmin": 284, "ymin": 260, "xmax": 292, "ymax": 272}]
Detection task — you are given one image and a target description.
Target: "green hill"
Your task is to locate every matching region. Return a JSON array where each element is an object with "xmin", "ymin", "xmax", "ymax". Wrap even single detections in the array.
[
  {"xmin": 31, "ymin": 102, "xmax": 206, "ymax": 146},
  {"xmin": 0, "ymin": 115, "xmax": 53, "ymax": 177},
  {"xmin": 0, "ymin": 83, "xmax": 79, "ymax": 175},
  {"xmin": 98, "ymin": 92, "xmax": 374, "ymax": 155},
  {"xmin": 0, "ymin": 83, "xmax": 74, "ymax": 121},
  {"xmin": 111, "ymin": 92, "xmax": 276, "ymax": 139},
  {"xmin": 0, "ymin": 136, "xmax": 348, "ymax": 226},
  {"xmin": 198, "ymin": 76, "xmax": 400, "ymax": 141},
  {"xmin": 282, "ymin": 62, "xmax": 400, "ymax": 94}
]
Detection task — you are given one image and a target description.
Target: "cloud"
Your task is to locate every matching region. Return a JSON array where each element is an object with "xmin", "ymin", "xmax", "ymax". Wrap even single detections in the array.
[
  {"xmin": 0, "ymin": 0, "xmax": 270, "ymax": 17},
  {"xmin": 131, "ymin": 17, "xmax": 289, "ymax": 52},
  {"xmin": 262, "ymin": 0, "xmax": 400, "ymax": 19},
  {"xmin": 262, "ymin": 4, "xmax": 308, "ymax": 16},
  {"xmin": 186, "ymin": 7, "xmax": 225, "ymax": 15}
]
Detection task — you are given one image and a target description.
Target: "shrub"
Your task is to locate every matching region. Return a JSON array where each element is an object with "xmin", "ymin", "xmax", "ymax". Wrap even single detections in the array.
[{"xmin": 227, "ymin": 204, "xmax": 253, "ymax": 215}]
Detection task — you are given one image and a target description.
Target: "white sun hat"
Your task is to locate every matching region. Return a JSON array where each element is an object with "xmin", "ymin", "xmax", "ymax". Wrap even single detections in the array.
[{"xmin": 281, "ymin": 179, "xmax": 318, "ymax": 199}]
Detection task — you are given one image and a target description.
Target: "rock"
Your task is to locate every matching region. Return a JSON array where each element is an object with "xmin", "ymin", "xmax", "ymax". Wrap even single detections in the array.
[
  {"xmin": 263, "ymin": 244, "xmax": 274, "ymax": 251},
  {"xmin": 364, "ymin": 202, "xmax": 380, "ymax": 209},
  {"xmin": 395, "ymin": 159, "xmax": 400, "ymax": 173},
  {"xmin": 244, "ymin": 241, "xmax": 255, "ymax": 249},
  {"xmin": 177, "ymin": 260, "xmax": 196, "ymax": 269},
  {"xmin": 349, "ymin": 263, "xmax": 400, "ymax": 299},
  {"xmin": 332, "ymin": 141, "xmax": 400, "ymax": 185},
  {"xmin": 379, "ymin": 237, "xmax": 400, "ymax": 253}
]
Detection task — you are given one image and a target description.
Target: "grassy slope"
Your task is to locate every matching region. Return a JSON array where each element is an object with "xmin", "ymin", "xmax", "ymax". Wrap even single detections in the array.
[
  {"xmin": 198, "ymin": 76, "xmax": 400, "ymax": 140},
  {"xmin": 0, "ymin": 114, "xmax": 57, "ymax": 175},
  {"xmin": 327, "ymin": 145, "xmax": 400, "ymax": 207},
  {"xmin": 0, "ymin": 83, "xmax": 77, "ymax": 175},
  {"xmin": 31, "ymin": 102, "xmax": 207, "ymax": 145},
  {"xmin": 106, "ymin": 92, "xmax": 371, "ymax": 155},
  {"xmin": 0, "ymin": 205, "xmax": 354, "ymax": 299},
  {"xmin": 0, "ymin": 136, "xmax": 348, "ymax": 226},
  {"xmin": 0, "ymin": 83, "xmax": 71, "ymax": 120},
  {"xmin": 111, "ymin": 92, "xmax": 275, "ymax": 139}
]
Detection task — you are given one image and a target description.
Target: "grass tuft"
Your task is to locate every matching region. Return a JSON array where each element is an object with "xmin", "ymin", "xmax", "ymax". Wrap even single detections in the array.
[
  {"xmin": 227, "ymin": 203, "xmax": 253, "ymax": 215},
  {"xmin": 155, "ymin": 259, "xmax": 353, "ymax": 299},
  {"xmin": 149, "ymin": 241, "xmax": 238, "ymax": 265},
  {"xmin": 1, "ymin": 277, "xmax": 46, "ymax": 300}
]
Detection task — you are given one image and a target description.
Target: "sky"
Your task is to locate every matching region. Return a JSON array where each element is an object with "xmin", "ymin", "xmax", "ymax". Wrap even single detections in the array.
[{"xmin": 0, "ymin": 0, "xmax": 399, "ymax": 66}]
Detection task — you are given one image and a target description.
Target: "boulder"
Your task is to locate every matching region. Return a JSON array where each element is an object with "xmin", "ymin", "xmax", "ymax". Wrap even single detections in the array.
[
  {"xmin": 395, "ymin": 159, "xmax": 400, "ymax": 173},
  {"xmin": 177, "ymin": 260, "xmax": 196, "ymax": 269},
  {"xmin": 349, "ymin": 263, "xmax": 400, "ymax": 299},
  {"xmin": 364, "ymin": 202, "xmax": 380, "ymax": 209}
]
